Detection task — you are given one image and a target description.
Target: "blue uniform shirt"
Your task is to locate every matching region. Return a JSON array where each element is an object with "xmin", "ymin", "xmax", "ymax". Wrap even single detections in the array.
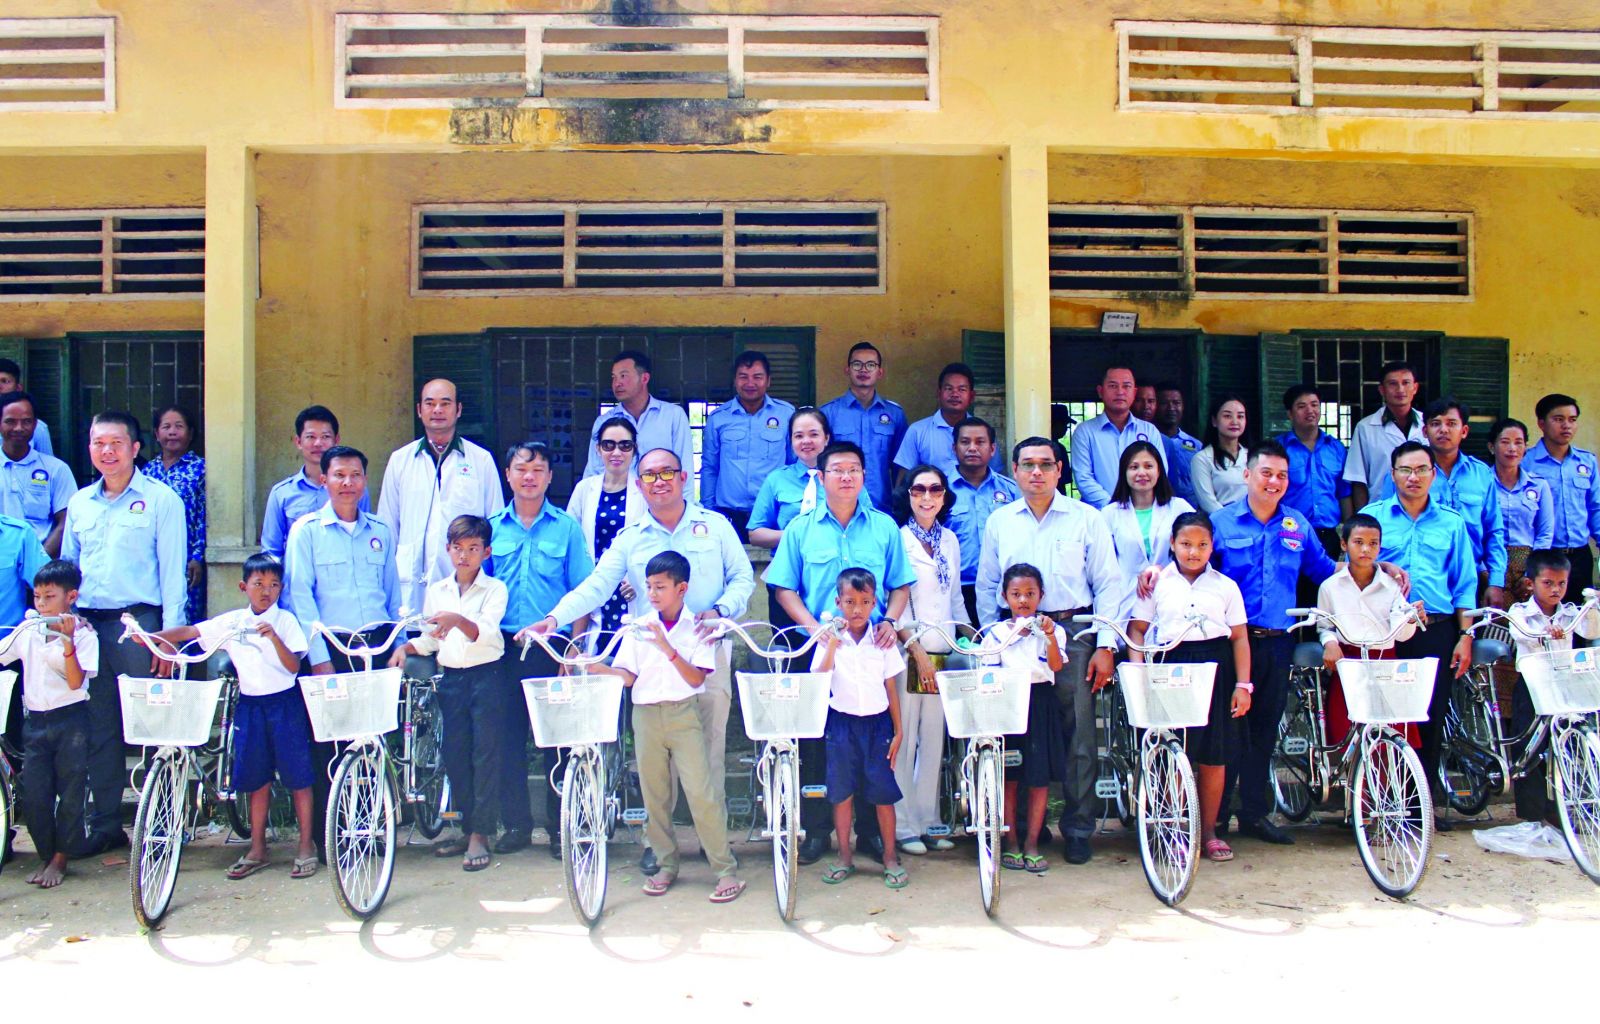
[
  {"xmin": 1161, "ymin": 429, "xmax": 1202, "ymax": 504},
  {"xmin": 0, "ymin": 447, "xmax": 75, "ymax": 541},
  {"xmin": 1360, "ymin": 497, "xmax": 1477, "ymax": 615},
  {"xmin": 1376, "ymin": 453, "xmax": 1506, "ymax": 582},
  {"xmin": 818, "ymin": 391, "xmax": 907, "ymax": 512},
  {"xmin": 283, "ymin": 505, "xmax": 402, "ymax": 665},
  {"xmin": 701, "ymin": 394, "xmax": 795, "ymax": 512},
  {"xmin": 766, "ymin": 499, "xmax": 917, "ymax": 624},
  {"xmin": 1524, "ymin": 441, "xmax": 1600, "ymax": 550},
  {"xmin": 749, "ymin": 461, "xmax": 876, "ymax": 533},
  {"xmin": 1069, "ymin": 413, "xmax": 1168, "ymax": 509},
  {"xmin": 260, "ymin": 468, "xmax": 371, "ymax": 558},
  {"xmin": 893, "ymin": 413, "xmax": 1005, "ymax": 486},
  {"xmin": 30, "ymin": 420, "xmax": 52, "ymax": 459},
  {"xmin": 62, "ymin": 470, "xmax": 190, "ymax": 628},
  {"xmin": 947, "ymin": 471, "xmax": 1021, "ymax": 586},
  {"xmin": 487, "ymin": 500, "xmax": 595, "ymax": 634},
  {"xmin": 1209, "ymin": 499, "xmax": 1337, "ymax": 629},
  {"xmin": 0, "ymin": 515, "xmax": 47, "ymax": 628},
  {"xmin": 1277, "ymin": 430, "xmax": 1351, "ymax": 530},
  {"xmin": 1495, "ymin": 467, "xmax": 1555, "ymax": 550}
]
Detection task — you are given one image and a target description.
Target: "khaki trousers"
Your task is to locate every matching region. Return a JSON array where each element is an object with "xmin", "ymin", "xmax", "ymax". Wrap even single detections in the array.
[{"xmin": 635, "ymin": 697, "xmax": 738, "ymax": 878}]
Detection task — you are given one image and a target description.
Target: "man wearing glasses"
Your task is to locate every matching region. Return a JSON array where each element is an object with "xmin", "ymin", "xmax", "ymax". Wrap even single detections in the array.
[
  {"xmin": 894, "ymin": 362, "xmax": 1005, "ymax": 487},
  {"xmin": 820, "ymin": 343, "xmax": 907, "ymax": 513}
]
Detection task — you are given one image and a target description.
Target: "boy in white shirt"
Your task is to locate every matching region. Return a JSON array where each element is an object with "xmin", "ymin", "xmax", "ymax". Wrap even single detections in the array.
[
  {"xmin": 391, "ymin": 515, "xmax": 506, "ymax": 873},
  {"xmin": 4, "ymin": 561, "xmax": 96, "ymax": 889},
  {"xmin": 813, "ymin": 567, "xmax": 908, "ymax": 889},
  {"xmin": 604, "ymin": 550, "xmax": 744, "ymax": 903},
  {"xmin": 142, "ymin": 553, "xmax": 312, "ymax": 880}
]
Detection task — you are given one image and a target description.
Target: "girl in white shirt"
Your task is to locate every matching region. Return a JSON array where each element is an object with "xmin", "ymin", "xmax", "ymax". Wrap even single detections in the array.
[
  {"xmin": 1101, "ymin": 440, "xmax": 1195, "ymax": 620},
  {"xmin": 1191, "ymin": 397, "xmax": 1250, "ymax": 513},
  {"xmin": 893, "ymin": 464, "xmax": 971, "ymax": 854},
  {"xmin": 1129, "ymin": 512, "xmax": 1251, "ymax": 864}
]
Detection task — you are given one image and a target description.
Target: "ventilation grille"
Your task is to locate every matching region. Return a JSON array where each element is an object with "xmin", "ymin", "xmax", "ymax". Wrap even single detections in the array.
[
  {"xmin": 1118, "ymin": 21, "xmax": 1600, "ymax": 120},
  {"xmin": 0, "ymin": 209, "xmax": 204, "ymax": 300},
  {"xmin": 414, "ymin": 203, "xmax": 884, "ymax": 295},
  {"xmin": 0, "ymin": 17, "xmax": 114, "ymax": 111},
  {"xmin": 338, "ymin": 13, "xmax": 936, "ymax": 110},
  {"xmin": 1050, "ymin": 205, "xmax": 1470, "ymax": 300}
]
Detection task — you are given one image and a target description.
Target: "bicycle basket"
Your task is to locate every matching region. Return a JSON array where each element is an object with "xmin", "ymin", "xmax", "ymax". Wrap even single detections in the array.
[
  {"xmin": 522, "ymin": 673, "xmax": 624, "ymax": 748},
  {"xmin": 1116, "ymin": 661, "xmax": 1218, "ymax": 730},
  {"xmin": 1335, "ymin": 657, "xmax": 1437, "ymax": 724},
  {"xmin": 0, "ymin": 670, "xmax": 14, "ymax": 733},
  {"xmin": 299, "ymin": 668, "xmax": 402, "ymax": 742},
  {"xmin": 118, "ymin": 674, "xmax": 225, "ymax": 747},
  {"xmin": 933, "ymin": 667, "xmax": 1031, "ymax": 738},
  {"xmin": 735, "ymin": 671, "xmax": 831, "ymax": 740},
  {"xmin": 1516, "ymin": 647, "xmax": 1600, "ymax": 716}
]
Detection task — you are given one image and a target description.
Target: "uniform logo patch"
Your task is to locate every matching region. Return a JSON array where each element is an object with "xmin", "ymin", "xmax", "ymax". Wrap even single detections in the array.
[
  {"xmin": 766, "ymin": 416, "xmax": 780, "ymax": 429},
  {"xmin": 1182, "ymin": 438, "xmax": 1199, "ymax": 451},
  {"xmin": 994, "ymin": 490, "xmax": 1009, "ymax": 503},
  {"xmin": 1136, "ymin": 433, "xmax": 1148, "ymax": 442},
  {"xmin": 691, "ymin": 521, "xmax": 709, "ymax": 536},
  {"xmin": 1526, "ymin": 487, "xmax": 1540, "ymax": 504},
  {"xmin": 458, "ymin": 464, "xmax": 471, "ymax": 475},
  {"xmin": 1281, "ymin": 536, "xmax": 1303, "ymax": 552},
  {"xmin": 1281, "ymin": 516, "xmax": 1299, "ymax": 532},
  {"xmin": 369, "ymin": 537, "xmax": 382, "ymax": 551},
  {"xmin": 129, "ymin": 500, "xmax": 146, "ymax": 515},
  {"xmin": 878, "ymin": 413, "xmax": 890, "ymax": 425},
  {"xmin": 1581, "ymin": 465, "xmax": 1592, "ymax": 478},
  {"xmin": 28, "ymin": 469, "xmax": 46, "ymax": 485}
]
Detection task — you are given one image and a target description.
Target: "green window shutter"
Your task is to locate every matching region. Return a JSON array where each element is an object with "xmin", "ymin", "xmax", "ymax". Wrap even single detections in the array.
[
  {"xmin": 1438, "ymin": 336, "xmax": 1509, "ymax": 435},
  {"xmin": 1196, "ymin": 335, "xmax": 1260, "ymax": 430},
  {"xmin": 1258, "ymin": 333, "xmax": 1303, "ymax": 439},
  {"xmin": 23, "ymin": 338, "xmax": 72, "ymax": 453},
  {"xmin": 413, "ymin": 333, "xmax": 495, "ymax": 454},
  {"xmin": 735, "ymin": 328, "xmax": 816, "ymax": 407},
  {"xmin": 962, "ymin": 328, "xmax": 1007, "ymax": 449},
  {"xmin": 0, "ymin": 338, "xmax": 25, "ymax": 369}
]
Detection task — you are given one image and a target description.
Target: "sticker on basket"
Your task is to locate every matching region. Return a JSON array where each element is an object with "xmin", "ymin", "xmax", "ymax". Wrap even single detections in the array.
[
  {"xmin": 145, "ymin": 679, "xmax": 173, "ymax": 707},
  {"xmin": 1390, "ymin": 663, "xmax": 1416, "ymax": 684},
  {"xmin": 1571, "ymin": 650, "xmax": 1596, "ymax": 674},
  {"xmin": 322, "ymin": 676, "xmax": 349, "ymax": 702},
  {"xmin": 769, "ymin": 675, "xmax": 801, "ymax": 701},
  {"xmin": 546, "ymin": 678, "xmax": 574, "ymax": 705},
  {"xmin": 977, "ymin": 670, "xmax": 1004, "ymax": 697},
  {"xmin": 1149, "ymin": 664, "xmax": 1187, "ymax": 689}
]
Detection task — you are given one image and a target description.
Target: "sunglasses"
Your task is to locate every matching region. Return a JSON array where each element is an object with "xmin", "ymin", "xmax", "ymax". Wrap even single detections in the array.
[
  {"xmin": 639, "ymin": 468, "xmax": 681, "ymax": 484},
  {"xmin": 909, "ymin": 484, "xmax": 946, "ymax": 497},
  {"xmin": 597, "ymin": 439, "xmax": 636, "ymax": 453}
]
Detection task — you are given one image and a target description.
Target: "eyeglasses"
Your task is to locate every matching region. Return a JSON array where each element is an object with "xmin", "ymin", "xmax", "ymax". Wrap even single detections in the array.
[
  {"xmin": 638, "ymin": 468, "xmax": 681, "ymax": 484},
  {"xmin": 597, "ymin": 439, "xmax": 636, "ymax": 453},
  {"xmin": 848, "ymin": 360, "xmax": 881, "ymax": 372},
  {"xmin": 824, "ymin": 467, "xmax": 863, "ymax": 479},
  {"xmin": 909, "ymin": 484, "xmax": 946, "ymax": 497},
  {"xmin": 1017, "ymin": 460, "xmax": 1057, "ymax": 473},
  {"xmin": 1393, "ymin": 465, "xmax": 1434, "ymax": 478}
]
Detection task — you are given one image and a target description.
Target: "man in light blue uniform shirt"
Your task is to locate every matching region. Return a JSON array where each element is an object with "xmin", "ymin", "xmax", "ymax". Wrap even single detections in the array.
[
  {"xmin": 0, "ymin": 391, "xmax": 74, "ymax": 556},
  {"xmin": 1155, "ymin": 382, "xmax": 1202, "ymax": 505},
  {"xmin": 1488, "ymin": 417, "xmax": 1554, "ymax": 557},
  {"xmin": 1525, "ymin": 392, "xmax": 1600, "ymax": 597},
  {"xmin": 820, "ymin": 342, "xmax": 907, "ymax": 512},
  {"xmin": 0, "ymin": 359, "xmax": 51, "ymax": 457},
  {"xmin": 1071, "ymin": 365, "xmax": 1167, "ymax": 509},
  {"xmin": 62, "ymin": 410, "xmax": 189, "ymax": 855},
  {"xmin": 700, "ymin": 351, "xmax": 794, "ymax": 542},
  {"xmin": 1277, "ymin": 384, "xmax": 1352, "ymax": 560},
  {"xmin": 581, "ymin": 350, "xmax": 694, "ymax": 497},
  {"xmin": 893, "ymin": 362, "xmax": 1004, "ymax": 487},
  {"xmin": 946, "ymin": 416, "xmax": 1019, "ymax": 623},
  {"xmin": 260, "ymin": 404, "xmax": 369, "ymax": 558}
]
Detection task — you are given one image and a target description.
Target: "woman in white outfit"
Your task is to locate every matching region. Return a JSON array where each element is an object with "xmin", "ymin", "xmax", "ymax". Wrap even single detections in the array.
[
  {"xmin": 1191, "ymin": 395, "xmax": 1250, "ymax": 514},
  {"xmin": 892, "ymin": 463, "xmax": 971, "ymax": 855},
  {"xmin": 1100, "ymin": 440, "xmax": 1194, "ymax": 620}
]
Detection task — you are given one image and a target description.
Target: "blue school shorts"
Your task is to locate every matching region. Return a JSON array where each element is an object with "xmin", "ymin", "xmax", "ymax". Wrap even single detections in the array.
[
  {"xmin": 824, "ymin": 708, "xmax": 902, "ymax": 806},
  {"xmin": 232, "ymin": 688, "xmax": 316, "ymax": 792}
]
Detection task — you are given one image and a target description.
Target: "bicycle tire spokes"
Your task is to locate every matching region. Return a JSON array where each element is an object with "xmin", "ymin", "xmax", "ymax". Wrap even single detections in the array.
[
  {"xmin": 1352, "ymin": 732, "xmax": 1432, "ymax": 898},
  {"xmin": 1138, "ymin": 738, "xmax": 1197, "ymax": 905},
  {"xmin": 329, "ymin": 748, "xmax": 395, "ymax": 918},
  {"xmin": 1552, "ymin": 723, "xmax": 1600, "ymax": 882},
  {"xmin": 132, "ymin": 752, "xmax": 188, "ymax": 927},
  {"xmin": 563, "ymin": 751, "xmax": 609, "ymax": 926}
]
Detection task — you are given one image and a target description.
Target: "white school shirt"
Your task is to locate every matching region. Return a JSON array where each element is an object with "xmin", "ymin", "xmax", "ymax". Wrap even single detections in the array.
[
  {"xmin": 1191, "ymin": 447, "xmax": 1249, "ymax": 514},
  {"xmin": 811, "ymin": 628, "xmax": 906, "ymax": 716},
  {"xmin": 1507, "ymin": 598, "xmax": 1600, "ymax": 658},
  {"xmin": 1314, "ymin": 567, "xmax": 1418, "ymax": 650},
  {"xmin": 376, "ymin": 435, "xmax": 504, "ymax": 617},
  {"xmin": 407, "ymin": 572, "xmax": 507, "ymax": 670},
  {"xmin": 1132, "ymin": 562, "xmax": 1246, "ymax": 644},
  {"xmin": 984, "ymin": 618, "xmax": 1065, "ymax": 684},
  {"xmin": 613, "ymin": 611, "xmax": 719, "ymax": 705},
  {"xmin": 900, "ymin": 524, "xmax": 971, "ymax": 654},
  {"xmin": 0, "ymin": 611, "xmax": 98, "ymax": 712},
  {"xmin": 195, "ymin": 605, "xmax": 308, "ymax": 697}
]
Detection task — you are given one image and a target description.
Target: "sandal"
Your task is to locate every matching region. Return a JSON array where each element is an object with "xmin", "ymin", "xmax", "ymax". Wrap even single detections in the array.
[
  {"xmin": 226, "ymin": 857, "xmax": 269, "ymax": 880},
  {"xmin": 290, "ymin": 856, "xmax": 318, "ymax": 880},
  {"xmin": 1204, "ymin": 839, "xmax": 1234, "ymax": 862},
  {"xmin": 432, "ymin": 838, "xmax": 468, "ymax": 858},
  {"xmin": 883, "ymin": 866, "xmax": 908, "ymax": 889},
  {"xmin": 820, "ymin": 862, "xmax": 856, "ymax": 884},
  {"xmin": 709, "ymin": 878, "xmax": 747, "ymax": 903},
  {"xmin": 463, "ymin": 851, "xmax": 491, "ymax": 872},
  {"xmin": 1023, "ymin": 854, "xmax": 1049, "ymax": 874},
  {"xmin": 1001, "ymin": 850, "xmax": 1025, "ymax": 870},
  {"xmin": 643, "ymin": 872, "xmax": 676, "ymax": 896}
]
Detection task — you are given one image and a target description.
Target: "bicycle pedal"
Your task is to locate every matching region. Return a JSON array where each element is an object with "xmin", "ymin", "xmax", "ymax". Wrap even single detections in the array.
[
  {"xmin": 726, "ymin": 797, "xmax": 753, "ymax": 816},
  {"xmin": 925, "ymin": 824, "xmax": 953, "ymax": 837},
  {"xmin": 1094, "ymin": 778, "xmax": 1121, "ymax": 800},
  {"xmin": 1002, "ymin": 751, "xmax": 1022, "ymax": 768},
  {"xmin": 800, "ymin": 785, "xmax": 828, "ymax": 799},
  {"xmin": 621, "ymin": 809, "xmax": 648, "ymax": 824},
  {"xmin": 1283, "ymin": 737, "xmax": 1310, "ymax": 756}
]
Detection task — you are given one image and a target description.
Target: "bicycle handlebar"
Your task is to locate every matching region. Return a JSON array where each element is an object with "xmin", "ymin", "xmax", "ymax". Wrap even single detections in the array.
[
  {"xmin": 1285, "ymin": 606, "xmax": 1423, "ymax": 648},
  {"xmin": 1072, "ymin": 613, "xmax": 1214, "ymax": 656},
  {"xmin": 520, "ymin": 621, "xmax": 639, "ymax": 669},
  {"xmin": 0, "ymin": 615, "xmax": 61, "ymax": 659},
  {"xmin": 901, "ymin": 617, "xmax": 1046, "ymax": 660},
  {"xmin": 119, "ymin": 612, "xmax": 260, "ymax": 665},
  {"xmin": 307, "ymin": 616, "xmax": 426, "ymax": 663},
  {"xmin": 1465, "ymin": 590, "xmax": 1600, "ymax": 643},
  {"xmin": 703, "ymin": 616, "xmax": 845, "ymax": 662}
]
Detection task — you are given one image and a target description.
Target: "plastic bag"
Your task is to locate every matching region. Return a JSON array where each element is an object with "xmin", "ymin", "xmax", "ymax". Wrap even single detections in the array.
[{"xmin": 1472, "ymin": 821, "xmax": 1573, "ymax": 862}]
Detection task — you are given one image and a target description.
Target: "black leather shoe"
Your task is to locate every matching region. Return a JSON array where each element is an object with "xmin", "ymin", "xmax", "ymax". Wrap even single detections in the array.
[
  {"xmin": 1064, "ymin": 836, "xmax": 1093, "ymax": 864},
  {"xmin": 493, "ymin": 829, "xmax": 531, "ymax": 855},
  {"xmin": 1240, "ymin": 818, "xmax": 1296, "ymax": 845},
  {"xmin": 639, "ymin": 847, "xmax": 659, "ymax": 875},
  {"xmin": 797, "ymin": 834, "xmax": 829, "ymax": 865},
  {"xmin": 547, "ymin": 838, "xmax": 562, "ymax": 859}
]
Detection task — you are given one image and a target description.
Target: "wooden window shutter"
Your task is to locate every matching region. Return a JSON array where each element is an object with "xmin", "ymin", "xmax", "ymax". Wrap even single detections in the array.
[
  {"xmin": 1258, "ymin": 332, "xmax": 1304, "ymax": 439},
  {"xmin": 1196, "ymin": 335, "xmax": 1260, "ymax": 430},
  {"xmin": 962, "ymin": 329, "xmax": 1007, "ymax": 451},
  {"xmin": 1438, "ymin": 336, "xmax": 1509, "ymax": 435},
  {"xmin": 413, "ymin": 333, "xmax": 496, "ymax": 456},
  {"xmin": 735, "ymin": 328, "xmax": 816, "ymax": 407},
  {"xmin": 22, "ymin": 337, "xmax": 71, "ymax": 449}
]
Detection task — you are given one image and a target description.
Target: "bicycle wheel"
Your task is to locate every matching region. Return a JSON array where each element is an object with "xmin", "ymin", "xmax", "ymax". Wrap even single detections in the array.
[
  {"xmin": 769, "ymin": 749, "xmax": 800, "ymax": 921},
  {"xmin": 1550, "ymin": 721, "xmax": 1600, "ymax": 883},
  {"xmin": 1351, "ymin": 730, "xmax": 1433, "ymax": 899},
  {"xmin": 326, "ymin": 746, "xmax": 396, "ymax": 920},
  {"xmin": 0, "ymin": 768, "xmax": 12, "ymax": 876},
  {"xmin": 1138, "ymin": 737, "xmax": 1199, "ymax": 906},
  {"xmin": 1272, "ymin": 686, "xmax": 1317, "ymax": 822},
  {"xmin": 1439, "ymin": 677, "xmax": 1494, "ymax": 815},
  {"xmin": 600, "ymin": 739, "xmax": 625, "ymax": 840},
  {"xmin": 408, "ymin": 693, "xmax": 448, "ymax": 840},
  {"xmin": 562, "ymin": 749, "xmax": 609, "ymax": 927},
  {"xmin": 973, "ymin": 746, "xmax": 1002, "ymax": 917},
  {"xmin": 130, "ymin": 752, "xmax": 189, "ymax": 928}
]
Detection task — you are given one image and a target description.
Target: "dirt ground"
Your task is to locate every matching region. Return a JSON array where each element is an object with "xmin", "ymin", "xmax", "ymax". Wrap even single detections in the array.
[{"xmin": 3, "ymin": 808, "xmax": 1597, "ymax": 1013}]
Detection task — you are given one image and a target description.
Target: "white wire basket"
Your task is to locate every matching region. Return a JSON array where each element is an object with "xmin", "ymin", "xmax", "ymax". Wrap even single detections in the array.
[
  {"xmin": 1336, "ymin": 657, "xmax": 1437, "ymax": 724},
  {"xmin": 118, "ymin": 674, "xmax": 225, "ymax": 747},
  {"xmin": 299, "ymin": 668, "xmax": 402, "ymax": 742},
  {"xmin": 1517, "ymin": 647, "xmax": 1600, "ymax": 716},
  {"xmin": 522, "ymin": 673, "xmax": 625, "ymax": 748},
  {"xmin": 1116, "ymin": 661, "xmax": 1218, "ymax": 730},
  {"xmin": 735, "ymin": 670, "xmax": 831, "ymax": 741},
  {"xmin": 0, "ymin": 670, "xmax": 15, "ymax": 734},
  {"xmin": 933, "ymin": 667, "xmax": 1032, "ymax": 738}
]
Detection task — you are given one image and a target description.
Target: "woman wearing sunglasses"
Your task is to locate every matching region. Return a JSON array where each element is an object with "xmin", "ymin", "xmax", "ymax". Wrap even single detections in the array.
[{"xmin": 566, "ymin": 415, "xmax": 644, "ymax": 643}]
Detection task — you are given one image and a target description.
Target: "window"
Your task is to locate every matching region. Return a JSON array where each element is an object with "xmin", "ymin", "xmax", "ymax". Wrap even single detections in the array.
[
  {"xmin": 0, "ymin": 209, "xmax": 205, "ymax": 300},
  {"xmin": 0, "ymin": 17, "xmax": 114, "ymax": 111}
]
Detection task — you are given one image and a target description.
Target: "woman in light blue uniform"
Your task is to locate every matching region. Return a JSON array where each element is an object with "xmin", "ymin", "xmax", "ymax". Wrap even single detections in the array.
[{"xmin": 1489, "ymin": 417, "xmax": 1554, "ymax": 592}]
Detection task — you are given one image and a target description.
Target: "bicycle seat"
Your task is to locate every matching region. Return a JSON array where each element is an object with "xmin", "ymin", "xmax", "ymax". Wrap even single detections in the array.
[
  {"xmin": 404, "ymin": 653, "xmax": 440, "ymax": 681},
  {"xmin": 210, "ymin": 651, "xmax": 236, "ymax": 680},
  {"xmin": 1292, "ymin": 642, "xmax": 1324, "ymax": 670},
  {"xmin": 1472, "ymin": 638, "xmax": 1512, "ymax": 665}
]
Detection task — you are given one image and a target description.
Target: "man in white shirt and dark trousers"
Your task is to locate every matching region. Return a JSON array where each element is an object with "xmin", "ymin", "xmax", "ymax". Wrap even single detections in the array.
[
  {"xmin": 391, "ymin": 515, "xmax": 507, "ymax": 873},
  {"xmin": 581, "ymin": 351, "xmax": 695, "ymax": 499},
  {"xmin": 1343, "ymin": 361, "xmax": 1426, "ymax": 510}
]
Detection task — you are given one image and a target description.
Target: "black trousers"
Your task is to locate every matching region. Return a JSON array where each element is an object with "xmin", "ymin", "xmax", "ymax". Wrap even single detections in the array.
[
  {"xmin": 961, "ymin": 584, "xmax": 980, "ymax": 628},
  {"xmin": 82, "ymin": 603, "xmax": 161, "ymax": 840},
  {"xmin": 499, "ymin": 636, "xmax": 562, "ymax": 834},
  {"xmin": 1223, "ymin": 632, "xmax": 1293, "ymax": 826},
  {"xmin": 438, "ymin": 662, "xmax": 503, "ymax": 837},
  {"xmin": 21, "ymin": 702, "xmax": 88, "ymax": 863},
  {"xmin": 310, "ymin": 628, "xmax": 398, "ymax": 856},
  {"xmin": 1395, "ymin": 621, "xmax": 1460, "ymax": 802},
  {"xmin": 1557, "ymin": 545, "xmax": 1595, "ymax": 598},
  {"xmin": 1510, "ymin": 678, "xmax": 1551, "ymax": 822},
  {"xmin": 714, "ymin": 508, "xmax": 752, "ymax": 544}
]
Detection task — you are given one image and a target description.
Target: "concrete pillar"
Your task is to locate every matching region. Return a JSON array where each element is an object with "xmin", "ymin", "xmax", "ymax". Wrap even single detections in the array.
[{"xmin": 1002, "ymin": 142, "xmax": 1052, "ymax": 444}]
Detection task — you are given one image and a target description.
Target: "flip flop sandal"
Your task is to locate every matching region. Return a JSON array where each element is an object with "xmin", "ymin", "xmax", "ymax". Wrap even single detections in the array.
[
  {"xmin": 1001, "ymin": 851, "xmax": 1026, "ymax": 870},
  {"xmin": 1024, "ymin": 854, "xmax": 1049, "ymax": 874},
  {"xmin": 883, "ymin": 866, "xmax": 909, "ymax": 889},
  {"xmin": 709, "ymin": 879, "xmax": 747, "ymax": 903},
  {"xmin": 432, "ymin": 838, "xmax": 469, "ymax": 858},
  {"xmin": 462, "ymin": 851, "xmax": 492, "ymax": 873},
  {"xmin": 643, "ymin": 873, "xmax": 676, "ymax": 896},
  {"xmin": 1204, "ymin": 839, "xmax": 1235, "ymax": 862},
  {"xmin": 820, "ymin": 862, "xmax": 857, "ymax": 884},
  {"xmin": 290, "ymin": 856, "xmax": 318, "ymax": 880},
  {"xmin": 226, "ymin": 857, "xmax": 269, "ymax": 880}
]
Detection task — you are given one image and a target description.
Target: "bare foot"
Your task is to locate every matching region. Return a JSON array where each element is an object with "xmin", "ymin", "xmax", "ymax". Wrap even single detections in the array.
[
  {"xmin": 25, "ymin": 864, "xmax": 44, "ymax": 885},
  {"xmin": 37, "ymin": 856, "xmax": 66, "ymax": 889}
]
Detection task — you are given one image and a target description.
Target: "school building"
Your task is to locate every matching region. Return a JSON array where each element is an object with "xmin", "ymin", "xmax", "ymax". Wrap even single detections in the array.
[{"xmin": 1, "ymin": 1, "xmax": 1598, "ymax": 610}]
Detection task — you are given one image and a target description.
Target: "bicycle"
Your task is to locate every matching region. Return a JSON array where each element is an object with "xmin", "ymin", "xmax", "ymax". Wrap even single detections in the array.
[
  {"xmin": 1467, "ymin": 593, "xmax": 1600, "ymax": 883},
  {"xmin": 1437, "ymin": 618, "xmax": 1514, "ymax": 818},
  {"xmin": 1284, "ymin": 607, "xmax": 1435, "ymax": 898},
  {"xmin": 117, "ymin": 614, "xmax": 263, "ymax": 927},
  {"xmin": 0, "ymin": 616, "xmax": 62, "ymax": 875},
  {"xmin": 1074, "ymin": 613, "xmax": 1220, "ymax": 907}
]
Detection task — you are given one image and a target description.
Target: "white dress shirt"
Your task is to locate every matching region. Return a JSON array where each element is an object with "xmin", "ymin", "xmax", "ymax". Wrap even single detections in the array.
[
  {"xmin": 899, "ymin": 524, "xmax": 971, "ymax": 654},
  {"xmin": 975, "ymin": 493, "xmax": 1127, "ymax": 646},
  {"xmin": 195, "ymin": 605, "xmax": 307, "ymax": 696},
  {"xmin": 1344, "ymin": 407, "xmax": 1426, "ymax": 491},
  {"xmin": 1132, "ymin": 562, "xmax": 1246, "ymax": 644},
  {"xmin": 1191, "ymin": 447, "xmax": 1249, "ymax": 514},
  {"xmin": 1508, "ymin": 597, "xmax": 1600, "ymax": 657},
  {"xmin": 407, "ymin": 572, "xmax": 508, "ymax": 670},
  {"xmin": 983, "ymin": 618, "xmax": 1065, "ymax": 684},
  {"xmin": 1101, "ymin": 497, "xmax": 1195, "ymax": 619},
  {"xmin": 613, "ymin": 610, "xmax": 718, "ymax": 705},
  {"xmin": 0, "ymin": 612, "xmax": 98, "ymax": 712},
  {"xmin": 566, "ymin": 472, "xmax": 645, "ymax": 555},
  {"xmin": 1314, "ymin": 567, "xmax": 1418, "ymax": 650},
  {"xmin": 811, "ymin": 627, "xmax": 906, "ymax": 715},
  {"xmin": 376, "ymin": 436, "xmax": 503, "ymax": 616}
]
